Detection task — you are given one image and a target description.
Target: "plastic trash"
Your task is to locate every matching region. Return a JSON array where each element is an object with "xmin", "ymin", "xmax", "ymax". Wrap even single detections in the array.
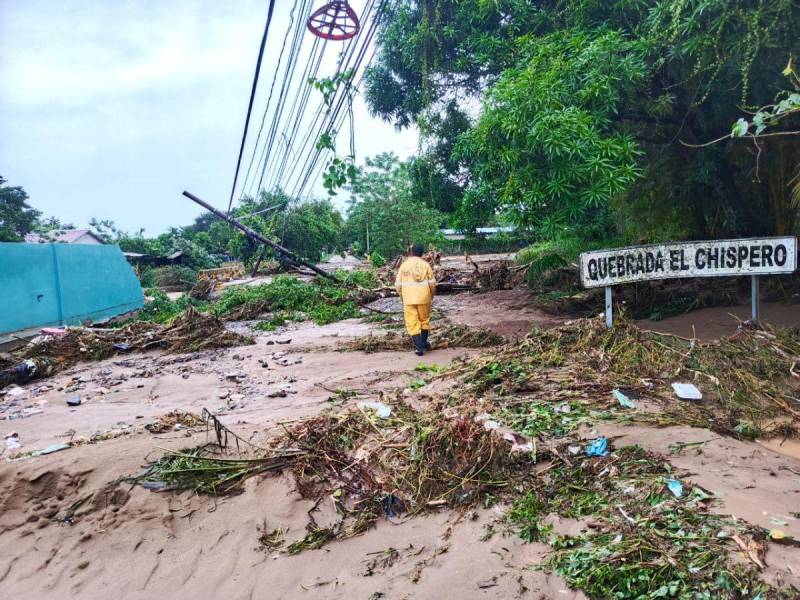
[
  {"xmin": 41, "ymin": 327, "xmax": 68, "ymax": 337},
  {"xmin": 613, "ymin": 389, "xmax": 636, "ymax": 408},
  {"xmin": 667, "ymin": 478, "xmax": 683, "ymax": 498},
  {"xmin": 31, "ymin": 443, "xmax": 71, "ymax": 457},
  {"xmin": 585, "ymin": 437, "xmax": 609, "ymax": 457},
  {"xmin": 113, "ymin": 343, "xmax": 131, "ymax": 351},
  {"xmin": 672, "ymin": 382, "xmax": 702, "ymax": 400},
  {"xmin": 358, "ymin": 401, "xmax": 391, "ymax": 418},
  {"xmin": 4, "ymin": 433, "xmax": 21, "ymax": 451},
  {"xmin": 382, "ymin": 493, "xmax": 405, "ymax": 518}
]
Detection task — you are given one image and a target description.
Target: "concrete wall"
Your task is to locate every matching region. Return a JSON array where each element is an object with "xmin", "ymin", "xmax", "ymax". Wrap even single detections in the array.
[{"xmin": 0, "ymin": 243, "xmax": 144, "ymax": 335}]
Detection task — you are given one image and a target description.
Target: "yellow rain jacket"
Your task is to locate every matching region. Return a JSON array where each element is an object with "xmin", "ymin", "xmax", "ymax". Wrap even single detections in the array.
[{"xmin": 395, "ymin": 257, "xmax": 436, "ymax": 305}]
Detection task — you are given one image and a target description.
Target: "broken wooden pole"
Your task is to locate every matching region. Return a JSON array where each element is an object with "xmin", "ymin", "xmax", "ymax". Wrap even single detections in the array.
[{"xmin": 182, "ymin": 190, "xmax": 336, "ymax": 280}]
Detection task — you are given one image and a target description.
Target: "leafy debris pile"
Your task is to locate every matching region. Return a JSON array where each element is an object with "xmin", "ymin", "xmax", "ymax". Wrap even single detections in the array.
[
  {"xmin": 508, "ymin": 446, "xmax": 777, "ymax": 599},
  {"xmin": 0, "ymin": 306, "xmax": 253, "ymax": 388},
  {"xmin": 126, "ymin": 445, "xmax": 305, "ymax": 495},
  {"xmin": 455, "ymin": 316, "xmax": 800, "ymax": 439},
  {"xmin": 378, "ymin": 252, "xmax": 516, "ymax": 293},
  {"xmin": 338, "ymin": 323, "xmax": 505, "ymax": 353},
  {"xmin": 144, "ymin": 410, "xmax": 207, "ymax": 434}
]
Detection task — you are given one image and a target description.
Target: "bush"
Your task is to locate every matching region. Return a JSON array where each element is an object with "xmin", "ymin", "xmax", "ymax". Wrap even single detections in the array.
[
  {"xmin": 214, "ymin": 271, "xmax": 377, "ymax": 325},
  {"xmin": 139, "ymin": 266, "xmax": 198, "ymax": 290},
  {"xmin": 137, "ymin": 290, "xmax": 210, "ymax": 324},
  {"xmin": 370, "ymin": 252, "xmax": 386, "ymax": 268}
]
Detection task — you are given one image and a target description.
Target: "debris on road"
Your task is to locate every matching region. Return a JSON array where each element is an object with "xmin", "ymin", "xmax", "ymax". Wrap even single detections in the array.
[
  {"xmin": 672, "ymin": 382, "xmax": 703, "ymax": 401},
  {"xmin": 612, "ymin": 388, "xmax": 635, "ymax": 408},
  {"xmin": 339, "ymin": 322, "xmax": 504, "ymax": 353},
  {"xmin": 145, "ymin": 410, "xmax": 205, "ymax": 434},
  {"xmin": 585, "ymin": 437, "xmax": 610, "ymax": 457},
  {"xmin": 0, "ymin": 307, "xmax": 254, "ymax": 389}
]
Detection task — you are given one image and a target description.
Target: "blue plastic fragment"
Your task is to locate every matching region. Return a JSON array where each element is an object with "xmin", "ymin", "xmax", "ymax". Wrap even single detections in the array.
[
  {"xmin": 667, "ymin": 478, "xmax": 684, "ymax": 498},
  {"xmin": 585, "ymin": 437, "xmax": 610, "ymax": 457},
  {"xmin": 612, "ymin": 389, "xmax": 636, "ymax": 409}
]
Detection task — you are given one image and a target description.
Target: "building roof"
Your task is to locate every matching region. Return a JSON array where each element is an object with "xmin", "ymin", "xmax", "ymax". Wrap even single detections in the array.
[{"xmin": 24, "ymin": 229, "xmax": 105, "ymax": 244}]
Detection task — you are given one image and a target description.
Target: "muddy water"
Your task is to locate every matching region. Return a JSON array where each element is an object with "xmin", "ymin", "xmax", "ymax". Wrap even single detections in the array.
[{"xmin": 637, "ymin": 302, "xmax": 800, "ymax": 341}]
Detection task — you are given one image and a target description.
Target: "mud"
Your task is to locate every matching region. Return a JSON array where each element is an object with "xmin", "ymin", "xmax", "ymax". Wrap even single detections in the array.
[
  {"xmin": 637, "ymin": 301, "xmax": 800, "ymax": 341},
  {"xmin": 1, "ymin": 284, "xmax": 798, "ymax": 599}
]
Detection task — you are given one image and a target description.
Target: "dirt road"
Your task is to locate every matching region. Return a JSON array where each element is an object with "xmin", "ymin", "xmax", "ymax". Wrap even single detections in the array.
[{"xmin": 1, "ymin": 289, "xmax": 798, "ymax": 599}]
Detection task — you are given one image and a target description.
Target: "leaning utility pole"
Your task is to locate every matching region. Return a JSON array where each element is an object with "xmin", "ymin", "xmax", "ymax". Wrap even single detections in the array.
[{"xmin": 182, "ymin": 190, "xmax": 335, "ymax": 280}]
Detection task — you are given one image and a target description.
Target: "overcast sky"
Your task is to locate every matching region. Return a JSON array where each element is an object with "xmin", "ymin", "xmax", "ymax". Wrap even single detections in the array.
[{"xmin": 0, "ymin": 0, "xmax": 417, "ymax": 234}]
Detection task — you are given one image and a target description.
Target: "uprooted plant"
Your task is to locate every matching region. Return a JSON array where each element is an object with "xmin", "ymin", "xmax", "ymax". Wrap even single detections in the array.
[
  {"xmin": 0, "ymin": 306, "xmax": 254, "ymax": 389},
  {"xmin": 453, "ymin": 316, "xmax": 800, "ymax": 439},
  {"xmin": 338, "ymin": 322, "xmax": 505, "ymax": 353},
  {"xmin": 507, "ymin": 445, "xmax": 781, "ymax": 599}
]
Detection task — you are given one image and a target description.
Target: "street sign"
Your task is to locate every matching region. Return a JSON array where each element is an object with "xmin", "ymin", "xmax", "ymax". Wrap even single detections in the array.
[{"xmin": 578, "ymin": 237, "xmax": 798, "ymax": 328}]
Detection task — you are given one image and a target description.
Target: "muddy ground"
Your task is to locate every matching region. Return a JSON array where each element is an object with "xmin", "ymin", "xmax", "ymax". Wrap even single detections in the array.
[{"xmin": 1, "ymin": 286, "xmax": 799, "ymax": 599}]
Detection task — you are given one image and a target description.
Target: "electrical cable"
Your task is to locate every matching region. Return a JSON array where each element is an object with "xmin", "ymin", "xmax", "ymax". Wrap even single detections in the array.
[
  {"xmin": 289, "ymin": 0, "xmax": 386, "ymax": 199},
  {"xmin": 284, "ymin": 0, "xmax": 383, "ymax": 198},
  {"xmin": 238, "ymin": 0, "xmax": 301, "ymax": 201},
  {"xmin": 278, "ymin": 0, "xmax": 378, "ymax": 192},
  {"xmin": 227, "ymin": 0, "xmax": 277, "ymax": 213},
  {"xmin": 254, "ymin": 0, "xmax": 314, "ymax": 195},
  {"xmin": 246, "ymin": 0, "xmax": 313, "ymax": 199}
]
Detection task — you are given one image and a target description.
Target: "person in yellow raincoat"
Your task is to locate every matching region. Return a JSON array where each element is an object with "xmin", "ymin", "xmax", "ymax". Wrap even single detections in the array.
[{"xmin": 395, "ymin": 244, "xmax": 437, "ymax": 356}]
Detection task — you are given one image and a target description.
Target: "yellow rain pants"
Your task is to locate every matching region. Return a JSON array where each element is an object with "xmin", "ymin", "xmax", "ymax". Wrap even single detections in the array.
[{"xmin": 403, "ymin": 304, "xmax": 431, "ymax": 336}]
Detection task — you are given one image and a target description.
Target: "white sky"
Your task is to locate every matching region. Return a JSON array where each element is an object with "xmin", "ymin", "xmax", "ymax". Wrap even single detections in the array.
[{"xmin": 0, "ymin": 0, "xmax": 418, "ymax": 234}]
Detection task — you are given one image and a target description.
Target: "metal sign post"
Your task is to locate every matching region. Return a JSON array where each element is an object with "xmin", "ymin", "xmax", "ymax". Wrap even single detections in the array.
[
  {"xmin": 577, "ymin": 237, "xmax": 797, "ymax": 329},
  {"xmin": 751, "ymin": 275, "xmax": 760, "ymax": 322}
]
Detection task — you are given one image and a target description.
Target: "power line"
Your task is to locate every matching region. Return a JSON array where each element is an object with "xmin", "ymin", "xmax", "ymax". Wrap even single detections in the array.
[
  {"xmin": 227, "ymin": 0, "xmax": 277, "ymax": 213},
  {"xmin": 245, "ymin": 0, "xmax": 313, "ymax": 200},
  {"xmin": 284, "ymin": 0, "xmax": 383, "ymax": 198},
  {"xmin": 261, "ymin": 36, "xmax": 327, "ymax": 189},
  {"xmin": 238, "ymin": 0, "xmax": 301, "ymax": 201},
  {"xmin": 289, "ymin": 0, "xmax": 386, "ymax": 200},
  {"xmin": 278, "ymin": 0, "xmax": 378, "ymax": 192},
  {"xmin": 254, "ymin": 0, "xmax": 315, "ymax": 196}
]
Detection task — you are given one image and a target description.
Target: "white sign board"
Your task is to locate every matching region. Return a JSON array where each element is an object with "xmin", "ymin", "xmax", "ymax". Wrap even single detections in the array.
[{"xmin": 579, "ymin": 237, "xmax": 797, "ymax": 289}]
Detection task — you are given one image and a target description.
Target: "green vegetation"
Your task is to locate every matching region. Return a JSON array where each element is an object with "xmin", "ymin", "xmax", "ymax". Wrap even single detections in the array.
[
  {"xmin": 126, "ymin": 446, "xmax": 301, "ymax": 495},
  {"xmin": 507, "ymin": 447, "xmax": 773, "ymax": 599},
  {"xmin": 135, "ymin": 270, "xmax": 379, "ymax": 327},
  {"xmin": 0, "ymin": 175, "xmax": 40, "ymax": 242},
  {"xmin": 366, "ymin": 0, "xmax": 800, "ymax": 257},
  {"xmin": 343, "ymin": 153, "xmax": 446, "ymax": 258}
]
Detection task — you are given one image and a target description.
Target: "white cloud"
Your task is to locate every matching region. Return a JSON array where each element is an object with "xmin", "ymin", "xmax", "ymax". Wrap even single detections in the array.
[{"xmin": 0, "ymin": 0, "xmax": 417, "ymax": 233}]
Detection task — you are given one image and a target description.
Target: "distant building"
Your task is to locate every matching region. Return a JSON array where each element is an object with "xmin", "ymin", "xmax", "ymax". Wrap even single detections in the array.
[
  {"xmin": 439, "ymin": 226, "xmax": 516, "ymax": 241},
  {"xmin": 24, "ymin": 229, "xmax": 105, "ymax": 245}
]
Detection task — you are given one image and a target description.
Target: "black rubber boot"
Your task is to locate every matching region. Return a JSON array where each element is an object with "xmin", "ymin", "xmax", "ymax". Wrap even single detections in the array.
[
  {"xmin": 411, "ymin": 335, "xmax": 425, "ymax": 356},
  {"xmin": 421, "ymin": 329, "xmax": 431, "ymax": 351}
]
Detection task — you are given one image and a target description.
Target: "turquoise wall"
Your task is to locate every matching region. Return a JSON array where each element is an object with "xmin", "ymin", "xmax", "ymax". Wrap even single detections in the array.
[{"xmin": 0, "ymin": 243, "xmax": 144, "ymax": 335}]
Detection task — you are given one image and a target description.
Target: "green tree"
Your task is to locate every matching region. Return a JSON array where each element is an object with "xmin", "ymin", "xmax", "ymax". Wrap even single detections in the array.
[
  {"xmin": 344, "ymin": 153, "xmax": 444, "ymax": 258},
  {"xmin": 456, "ymin": 30, "xmax": 646, "ymax": 237},
  {"xmin": 0, "ymin": 176, "xmax": 40, "ymax": 241},
  {"xmin": 280, "ymin": 199, "xmax": 343, "ymax": 262},
  {"xmin": 366, "ymin": 0, "xmax": 800, "ymax": 243}
]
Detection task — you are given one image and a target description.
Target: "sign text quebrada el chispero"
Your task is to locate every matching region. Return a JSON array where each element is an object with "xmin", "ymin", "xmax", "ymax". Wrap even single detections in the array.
[{"xmin": 579, "ymin": 237, "xmax": 797, "ymax": 289}]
